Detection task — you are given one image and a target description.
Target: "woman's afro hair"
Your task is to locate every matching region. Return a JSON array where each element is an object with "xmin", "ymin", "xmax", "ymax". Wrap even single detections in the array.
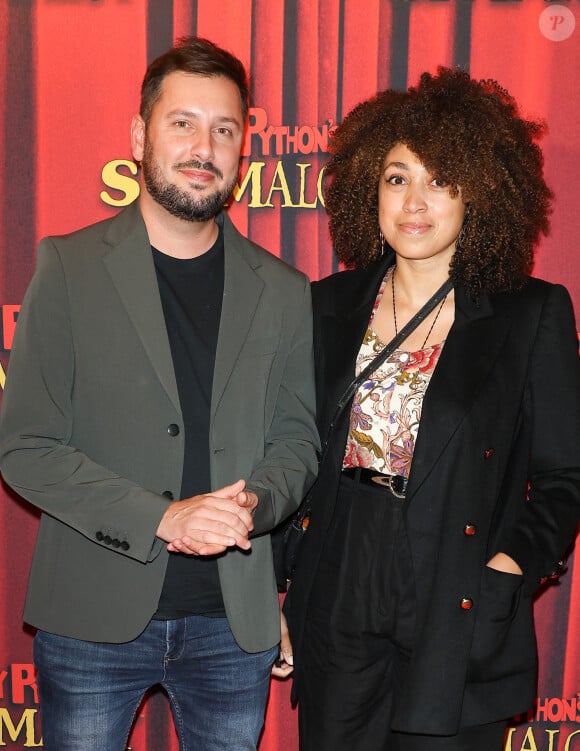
[{"xmin": 324, "ymin": 67, "xmax": 553, "ymax": 297}]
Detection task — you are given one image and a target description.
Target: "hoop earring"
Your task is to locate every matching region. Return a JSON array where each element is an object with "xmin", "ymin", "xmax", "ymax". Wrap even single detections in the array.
[
  {"xmin": 456, "ymin": 205, "xmax": 471, "ymax": 252},
  {"xmin": 379, "ymin": 230, "xmax": 385, "ymax": 257},
  {"xmin": 456, "ymin": 224, "xmax": 467, "ymax": 252}
]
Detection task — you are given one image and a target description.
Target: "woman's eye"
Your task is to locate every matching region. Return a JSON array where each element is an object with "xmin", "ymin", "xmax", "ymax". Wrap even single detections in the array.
[
  {"xmin": 431, "ymin": 177, "xmax": 449, "ymax": 188},
  {"xmin": 386, "ymin": 175, "xmax": 405, "ymax": 185}
]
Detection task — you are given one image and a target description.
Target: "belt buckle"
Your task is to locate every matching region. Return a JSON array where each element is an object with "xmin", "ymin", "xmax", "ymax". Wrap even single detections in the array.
[{"xmin": 371, "ymin": 473, "xmax": 406, "ymax": 499}]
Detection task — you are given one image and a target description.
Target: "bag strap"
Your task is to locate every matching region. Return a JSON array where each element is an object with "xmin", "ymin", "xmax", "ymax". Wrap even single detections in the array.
[{"xmin": 320, "ymin": 275, "xmax": 453, "ymax": 458}]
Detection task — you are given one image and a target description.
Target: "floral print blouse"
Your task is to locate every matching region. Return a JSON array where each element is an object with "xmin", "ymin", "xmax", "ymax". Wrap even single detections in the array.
[{"xmin": 343, "ymin": 272, "xmax": 444, "ymax": 478}]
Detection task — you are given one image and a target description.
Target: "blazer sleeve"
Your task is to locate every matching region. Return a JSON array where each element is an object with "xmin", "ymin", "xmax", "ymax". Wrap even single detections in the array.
[
  {"xmin": 0, "ymin": 239, "xmax": 168, "ymax": 563},
  {"xmin": 499, "ymin": 283, "xmax": 580, "ymax": 592},
  {"xmin": 245, "ymin": 276, "xmax": 320, "ymax": 536}
]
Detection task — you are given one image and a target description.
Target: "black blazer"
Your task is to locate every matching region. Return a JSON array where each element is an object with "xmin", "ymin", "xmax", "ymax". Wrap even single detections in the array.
[{"xmin": 286, "ymin": 254, "xmax": 580, "ymax": 734}]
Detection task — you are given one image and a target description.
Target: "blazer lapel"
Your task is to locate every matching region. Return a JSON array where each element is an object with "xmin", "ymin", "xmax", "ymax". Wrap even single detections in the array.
[
  {"xmin": 210, "ymin": 213, "xmax": 265, "ymax": 419},
  {"xmin": 103, "ymin": 204, "xmax": 181, "ymax": 414},
  {"xmin": 406, "ymin": 288, "xmax": 511, "ymax": 499}
]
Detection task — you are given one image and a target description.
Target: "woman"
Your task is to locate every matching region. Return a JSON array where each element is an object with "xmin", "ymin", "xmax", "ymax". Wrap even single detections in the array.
[{"xmin": 281, "ymin": 68, "xmax": 580, "ymax": 750}]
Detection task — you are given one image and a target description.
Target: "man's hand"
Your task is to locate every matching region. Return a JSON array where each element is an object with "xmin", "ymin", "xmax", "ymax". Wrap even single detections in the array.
[
  {"xmin": 271, "ymin": 611, "xmax": 294, "ymax": 679},
  {"xmin": 235, "ymin": 487, "xmax": 259, "ymax": 513},
  {"xmin": 157, "ymin": 479, "xmax": 254, "ymax": 556}
]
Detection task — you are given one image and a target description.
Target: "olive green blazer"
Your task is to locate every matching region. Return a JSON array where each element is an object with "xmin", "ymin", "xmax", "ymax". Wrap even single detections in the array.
[{"xmin": 0, "ymin": 202, "xmax": 318, "ymax": 651}]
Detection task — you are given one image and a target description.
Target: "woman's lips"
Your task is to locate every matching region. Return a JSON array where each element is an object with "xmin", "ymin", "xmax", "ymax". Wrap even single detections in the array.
[{"xmin": 398, "ymin": 222, "xmax": 431, "ymax": 235}]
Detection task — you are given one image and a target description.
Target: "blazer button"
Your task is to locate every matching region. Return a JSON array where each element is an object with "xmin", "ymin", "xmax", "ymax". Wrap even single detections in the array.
[
  {"xmin": 464, "ymin": 524, "xmax": 477, "ymax": 536},
  {"xmin": 483, "ymin": 448, "xmax": 494, "ymax": 459},
  {"xmin": 103, "ymin": 535, "xmax": 112, "ymax": 546},
  {"xmin": 460, "ymin": 598, "xmax": 473, "ymax": 610},
  {"xmin": 120, "ymin": 541, "xmax": 130, "ymax": 551},
  {"xmin": 162, "ymin": 490, "xmax": 174, "ymax": 500},
  {"xmin": 167, "ymin": 424, "xmax": 180, "ymax": 437},
  {"xmin": 112, "ymin": 538, "xmax": 121, "ymax": 548},
  {"xmin": 95, "ymin": 531, "xmax": 104, "ymax": 542}
]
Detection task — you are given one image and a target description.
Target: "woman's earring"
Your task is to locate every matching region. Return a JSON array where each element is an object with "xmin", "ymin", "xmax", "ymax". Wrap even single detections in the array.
[
  {"xmin": 456, "ymin": 206, "xmax": 470, "ymax": 251},
  {"xmin": 379, "ymin": 230, "xmax": 385, "ymax": 257},
  {"xmin": 455, "ymin": 224, "xmax": 466, "ymax": 251}
]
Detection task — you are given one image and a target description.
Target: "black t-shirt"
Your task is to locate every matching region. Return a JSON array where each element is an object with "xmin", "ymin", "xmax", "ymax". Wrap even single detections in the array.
[{"xmin": 152, "ymin": 230, "xmax": 226, "ymax": 619}]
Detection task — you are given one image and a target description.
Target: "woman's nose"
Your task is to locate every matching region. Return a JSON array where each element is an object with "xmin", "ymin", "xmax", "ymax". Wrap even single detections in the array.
[{"xmin": 402, "ymin": 182, "xmax": 427, "ymax": 212}]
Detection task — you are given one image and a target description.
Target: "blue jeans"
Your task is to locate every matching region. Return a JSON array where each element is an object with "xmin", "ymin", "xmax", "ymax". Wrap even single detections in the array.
[{"xmin": 34, "ymin": 616, "xmax": 278, "ymax": 751}]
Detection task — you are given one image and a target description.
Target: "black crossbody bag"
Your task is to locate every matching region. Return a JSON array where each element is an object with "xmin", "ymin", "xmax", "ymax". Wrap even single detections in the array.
[{"xmin": 278, "ymin": 276, "xmax": 453, "ymax": 587}]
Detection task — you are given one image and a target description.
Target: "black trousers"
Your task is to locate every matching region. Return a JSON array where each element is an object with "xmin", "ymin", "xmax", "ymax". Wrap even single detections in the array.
[{"xmin": 298, "ymin": 473, "xmax": 507, "ymax": 751}]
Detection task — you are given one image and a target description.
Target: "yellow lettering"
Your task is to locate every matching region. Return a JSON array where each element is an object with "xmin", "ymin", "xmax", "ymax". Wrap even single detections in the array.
[
  {"xmin": 317, "ymin": 165, "xmax": 326, "ymax": 208},
  {"xmin": 546, "ymin": 728, "xmax": 559, "ymax": 751},
  {"xmin": 0, "ymin": 708, "xmax": 42, "ymax": 746},
  {"xmin": 504, "ymin": 726, "xmax": 516, "ymax": 751},
  {"xmin": 296, "ymin": 164, "xmax": 318, "ymax": 208},
  {"xmin": 233, "ymin": 162, "xmax": 268, "ymax": 207},
  {"xmin": 0, "ymin": 361, "xmax": 6, "ymax": 390},
  {"xmin": 100, "ymin": 160, "xmax": 139, "ymax": 207},
  {"xmin": 98, "ymin": 157, "xmax": 328, "ymax": 211},
  {"xmin": 565, "ymin": 729, "xmax": 580, "ymax": 750},
  {"xmin": 519, "ymin": 726, "xmax": 539, "ymax": 751},
  {"xmin": 265, "ymin": 162, "xmax": 296, "ymax": 208}
]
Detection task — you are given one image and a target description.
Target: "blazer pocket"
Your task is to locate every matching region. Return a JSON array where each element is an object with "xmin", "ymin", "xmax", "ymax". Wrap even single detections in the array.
[{"xmin": 466, "ymin": 567, "xmax": 534, "ymax": 683}]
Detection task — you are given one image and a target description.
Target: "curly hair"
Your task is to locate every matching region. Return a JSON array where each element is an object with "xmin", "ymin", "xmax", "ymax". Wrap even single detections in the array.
[{"xmin": 324, "ymin": 67, "xmax": 553, "ymax": 297}]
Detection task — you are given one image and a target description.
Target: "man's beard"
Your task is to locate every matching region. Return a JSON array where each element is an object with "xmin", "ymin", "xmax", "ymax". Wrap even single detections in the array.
[{"xmin": 142, "ymin": 140, "xmax": 238, "ymax": 223}]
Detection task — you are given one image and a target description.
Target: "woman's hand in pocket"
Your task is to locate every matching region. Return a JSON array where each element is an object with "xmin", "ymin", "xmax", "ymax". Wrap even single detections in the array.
[{"xmin": 486, "ymin": 552, "xmax": 523, "ymax": 575}]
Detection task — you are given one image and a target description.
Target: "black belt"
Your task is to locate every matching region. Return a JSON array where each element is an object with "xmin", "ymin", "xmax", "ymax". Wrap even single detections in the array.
[{"xmin": 341, "ymin": 467, "xmax": 408, "ymax": 499}]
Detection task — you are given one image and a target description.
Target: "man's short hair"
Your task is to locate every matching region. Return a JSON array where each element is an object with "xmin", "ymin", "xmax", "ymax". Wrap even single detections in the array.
[{"xmin": 140, "ymin": 36, "xmax": 249, "ymax": 124}]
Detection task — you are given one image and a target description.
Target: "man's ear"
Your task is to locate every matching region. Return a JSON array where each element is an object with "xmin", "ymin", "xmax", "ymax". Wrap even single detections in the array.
[{"xmin": 130, "ymin": 114, "xmax": 146, "ymax": 163}]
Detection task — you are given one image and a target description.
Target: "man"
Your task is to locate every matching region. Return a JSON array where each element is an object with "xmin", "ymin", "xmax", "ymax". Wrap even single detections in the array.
[{"xmin": 0, "ymin": 37, "xmax": 318, "ymax": 750}]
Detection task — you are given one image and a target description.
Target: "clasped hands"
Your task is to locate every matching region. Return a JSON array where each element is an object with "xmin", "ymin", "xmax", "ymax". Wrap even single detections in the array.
[{"xmin": 156, "ymin": 479, "xmax": 258, "ymax": 556}]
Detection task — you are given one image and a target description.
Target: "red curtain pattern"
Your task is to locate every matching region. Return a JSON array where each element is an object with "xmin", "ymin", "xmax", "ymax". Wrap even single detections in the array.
[{"xmin": 0, "ymin": 2, "xmax": 579, "ymax": 748}]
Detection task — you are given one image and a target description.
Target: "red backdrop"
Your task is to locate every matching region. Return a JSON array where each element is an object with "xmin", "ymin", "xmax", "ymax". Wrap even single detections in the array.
[{"xmin": 0, "ymin": 1, "xmax": 579, "ymax": 749}]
